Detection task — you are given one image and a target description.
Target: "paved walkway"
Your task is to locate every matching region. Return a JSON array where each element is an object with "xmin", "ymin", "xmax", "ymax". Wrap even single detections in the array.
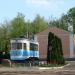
[{"xmin": 0, "ymin": 61, "xmax": 75, "ymax": 75}]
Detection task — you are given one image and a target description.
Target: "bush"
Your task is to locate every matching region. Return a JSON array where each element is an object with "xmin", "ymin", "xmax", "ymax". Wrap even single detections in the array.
[{"xmin": 47, "ymin": 32, "xmax": 65, "ymax": 65}]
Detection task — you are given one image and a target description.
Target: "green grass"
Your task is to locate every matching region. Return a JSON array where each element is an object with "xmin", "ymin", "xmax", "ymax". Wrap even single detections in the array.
[
  {"xmin": 0, "ymin": 61, "xmax": 68, "ymax": 67},
  {"xmin": 39, "ymin": 63, "xmax": 65, "ymax": 67},
  {"xmin": 0, "ymin": 63, "xmax": 10, "ymax": 67}
]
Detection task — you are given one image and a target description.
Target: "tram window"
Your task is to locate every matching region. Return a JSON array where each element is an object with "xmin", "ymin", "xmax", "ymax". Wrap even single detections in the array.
[
  {"xmin": 30, "ymin": 43, "xmax": 38, "ymax": 51},
  {"xmin": 30, "ymin": 43, "xmax": 34, "ymax": 50},
  {"xmin": 17, "ymin": 43, "xmax": 22, "ymax": 49},
  {"xmin": 24, "ymin": 43, "xmax": 26, "ymax": 50},
  {"xmin": 11, "ymin": 43, "xmax": 22, "ymax": 50},
  {"xmin": 11, "ymin": 43, "xmax": 17, "ymax": 50}
]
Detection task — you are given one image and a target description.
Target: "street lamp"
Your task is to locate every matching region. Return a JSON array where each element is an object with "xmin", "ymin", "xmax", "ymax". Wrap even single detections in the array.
[{"xmin": 68, "ymin": 18, "xmax": 74, "ymax": 58}]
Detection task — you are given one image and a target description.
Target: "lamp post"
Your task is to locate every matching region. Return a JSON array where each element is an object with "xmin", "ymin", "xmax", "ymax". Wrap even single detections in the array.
[{"xmin": 68, "ymin": 18, "xmax": 74, "ymax": 58}]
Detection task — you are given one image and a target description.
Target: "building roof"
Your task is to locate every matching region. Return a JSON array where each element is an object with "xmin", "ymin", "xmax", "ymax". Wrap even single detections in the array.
[{"xmin": 37, "ymin": 27, "xmax": 69, "ymax": 36}]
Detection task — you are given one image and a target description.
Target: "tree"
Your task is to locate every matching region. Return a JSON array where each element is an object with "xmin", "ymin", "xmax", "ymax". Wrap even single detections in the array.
[
  {"xmin": 47, "ymin": 32, "xmax": 54, "ymax": 64},
  {"xmin": 0, "ymin": 21, "xmax": 11, "ymax": 52},
  {"xmin": 10, "ymin": 13, "xmax": 27, "ymax": 38},
  {"xmin": 60, "ymin": 14, "xmax": 68, "ymax": 30},
  {"xmin": 56, "ymin": 7, "xmax": 75, "ymax": 33},
  {"xmin": 48, "ymin": 15, "xmax": 68, "ymax": 31},
  {"xmin": 67, "ymin": 7, "xmax": 75, "ymax": 33},
  {"xmin": 32, "ymin": 15, "xmax": 48, "ymax": 34},
  {"xmin": 47, "ymin": 32, "xmax": 65, "ymax": 64}
]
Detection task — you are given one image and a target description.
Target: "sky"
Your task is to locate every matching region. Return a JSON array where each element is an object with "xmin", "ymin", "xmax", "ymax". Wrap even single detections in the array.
[{"xmin": 0, "ymin": 0, "xmax": 75, "ymax": 23}]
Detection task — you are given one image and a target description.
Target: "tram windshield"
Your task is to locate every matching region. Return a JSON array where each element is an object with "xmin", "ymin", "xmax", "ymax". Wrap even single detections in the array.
[
  {"xmin": 11, "ymin": 43, "xmax": 22, "ymax": 50},
  {"xmin": 30, "ymin": 43, "xmax": 38, "ymax": 51}
]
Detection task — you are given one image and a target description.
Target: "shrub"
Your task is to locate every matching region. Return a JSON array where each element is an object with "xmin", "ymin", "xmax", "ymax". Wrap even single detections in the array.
[{"xmin": 47, "ymin": 32, "xmax": 65, "ymax": 65}]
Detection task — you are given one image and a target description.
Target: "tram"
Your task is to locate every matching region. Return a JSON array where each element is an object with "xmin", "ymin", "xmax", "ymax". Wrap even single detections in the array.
[{"xmin": 10, "ymin": 38, "xmax": 39, "ymax": 61}]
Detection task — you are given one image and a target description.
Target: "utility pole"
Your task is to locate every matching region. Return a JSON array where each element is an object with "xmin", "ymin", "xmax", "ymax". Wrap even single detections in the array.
[
  {"xmin": 27, "ymin": 23, "xmax": 29, "ymax": 39},
  {"xmin": 68, "ymin": 18, "xmax": 74, "ymax": 58}
]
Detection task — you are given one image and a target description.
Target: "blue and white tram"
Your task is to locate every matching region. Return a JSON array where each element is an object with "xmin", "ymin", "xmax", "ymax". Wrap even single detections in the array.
[{"xmin": 10, "ymin": 38, "xmax": 39, "ymax": 60}]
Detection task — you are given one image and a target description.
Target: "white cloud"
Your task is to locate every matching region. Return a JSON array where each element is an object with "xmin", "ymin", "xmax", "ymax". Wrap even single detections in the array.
[
  {"xmin": 25, "ymin": 0, "xmax": 65, "ymax": 7},
  {"xmin": 24, "ymin": 0, "xmax": 66, "ymax": 13},
  {"xmin": 31, "ymin": 0, "xmax": 48, "ymax": 4},
  {"xmin": 25, "ymin": 0, "xmax": 49, "ymax": 5}
]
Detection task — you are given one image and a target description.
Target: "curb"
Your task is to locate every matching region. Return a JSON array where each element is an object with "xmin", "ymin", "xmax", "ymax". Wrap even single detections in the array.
[
  {"xmin": 39, "ymin": 63, "xmax": 70, "ymax": 70},
  {"xmin": 39, "ymin": 66, "xmax": 63, "ymax": 70}
]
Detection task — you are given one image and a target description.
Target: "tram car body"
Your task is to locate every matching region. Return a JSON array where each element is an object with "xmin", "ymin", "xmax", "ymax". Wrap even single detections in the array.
[{"xmin": 10, "ymin": 38, "xmax": 39, "ymax": 60}]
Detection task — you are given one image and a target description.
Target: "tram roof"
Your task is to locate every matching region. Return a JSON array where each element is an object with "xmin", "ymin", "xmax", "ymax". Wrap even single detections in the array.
[{"xmin": 11, "ymin": 38, "xmax": 38, "ymax": 43}]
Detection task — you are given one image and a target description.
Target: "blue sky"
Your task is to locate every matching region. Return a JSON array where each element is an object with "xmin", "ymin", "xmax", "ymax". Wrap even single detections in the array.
[{"xmin": 0, "ymin": 0, "xmax": 75, "ymax": 23}]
